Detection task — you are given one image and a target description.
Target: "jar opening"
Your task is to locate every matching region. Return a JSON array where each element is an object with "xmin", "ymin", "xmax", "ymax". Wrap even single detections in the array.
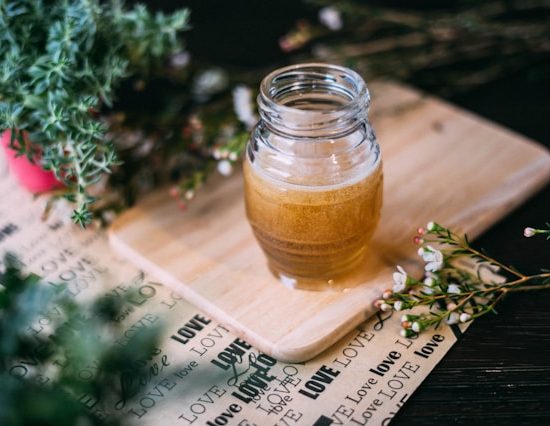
[{"xmin": 258, "ymin": 63, "xmax": 370, "ymax": 136}]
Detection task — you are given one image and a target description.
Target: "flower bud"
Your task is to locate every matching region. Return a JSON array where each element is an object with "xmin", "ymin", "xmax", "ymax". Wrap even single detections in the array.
[
  {"xmin": 424, "ymin": 276, "xmax": 435, "ymax": 287},
  {"xmin": 382, "ymin": 289, "xmax": 393, "ymax": 300},
  {"xmin": 413, "ymin": 236, "xmax": 424, "ymax": 245},
  {"xmin": 380, "ymin": 303, "xmax": 392, "ymax": 312},
  {"xmin": 523, "ymin": 227, "xmax": 536, "ymax": 238},
  {"xmin": 169, "ymin": 186, "xmax": 180, "ymax": 198},
  {"xmin": 411, "ymin": 322, "xmax": 422, "ymax": 333},
  {"xmin": 394, "ymin": 301, "xmax": 404, "ymax": 311}
]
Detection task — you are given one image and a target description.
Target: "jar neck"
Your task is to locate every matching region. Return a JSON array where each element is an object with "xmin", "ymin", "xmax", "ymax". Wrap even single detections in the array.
[{"xmin": 258, "ymin": 63, "xmax": 371, "ymax": 138}]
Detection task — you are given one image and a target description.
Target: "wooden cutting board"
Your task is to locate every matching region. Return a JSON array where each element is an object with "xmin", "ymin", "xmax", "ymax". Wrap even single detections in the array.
[{"xmin": 109, "ymin": 81, "xmax": 550, "ymax": 362}]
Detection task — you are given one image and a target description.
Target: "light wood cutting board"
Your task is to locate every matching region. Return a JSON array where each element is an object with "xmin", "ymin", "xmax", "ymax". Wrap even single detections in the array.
[{"xmin": 109, "ymin": 81, "xmax": 550, "ymax": 362}]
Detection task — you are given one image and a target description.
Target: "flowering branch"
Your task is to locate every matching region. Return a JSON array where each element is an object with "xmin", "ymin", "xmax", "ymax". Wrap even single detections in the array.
[{"xmin": 375, "ymin": 222, "xmax": 550, "ymax": 337}]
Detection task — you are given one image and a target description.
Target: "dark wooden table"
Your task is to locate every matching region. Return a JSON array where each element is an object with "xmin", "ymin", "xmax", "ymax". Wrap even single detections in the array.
[{"xmin": 394, "ymin": 67, "xmax": 550, "ymax": 426}]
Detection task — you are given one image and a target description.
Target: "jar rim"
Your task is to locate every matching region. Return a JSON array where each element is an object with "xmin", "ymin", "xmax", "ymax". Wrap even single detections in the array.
[{"xmin": 259, "ymin": 62, "xmax": 370, "ymax": 116}]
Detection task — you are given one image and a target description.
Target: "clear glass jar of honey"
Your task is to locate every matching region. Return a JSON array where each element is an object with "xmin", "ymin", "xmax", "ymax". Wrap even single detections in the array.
[{"xmin": 244, "ymin": 63, "xmax": 382, "ymax": 290}]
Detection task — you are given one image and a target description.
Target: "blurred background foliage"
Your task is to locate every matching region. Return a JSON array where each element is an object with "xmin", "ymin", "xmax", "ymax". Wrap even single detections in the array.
[{"xmin": 102, "ymin": 0, "xmax": 549, "ymax": 221}]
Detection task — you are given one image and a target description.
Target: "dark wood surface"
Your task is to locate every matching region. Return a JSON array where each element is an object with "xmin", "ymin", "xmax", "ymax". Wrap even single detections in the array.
[{"xmin": 393, "ymin": 70, "xmax": 550, "ymax": 425}]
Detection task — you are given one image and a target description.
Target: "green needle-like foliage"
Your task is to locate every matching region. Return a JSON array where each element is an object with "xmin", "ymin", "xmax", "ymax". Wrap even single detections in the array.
[
  {"xmin": 0, "ymin": 253, "xmax": 163, "ymax": 425},
  {"xmin": 0, "ymin": 0, "xmax": 189, "ymax": 227}
]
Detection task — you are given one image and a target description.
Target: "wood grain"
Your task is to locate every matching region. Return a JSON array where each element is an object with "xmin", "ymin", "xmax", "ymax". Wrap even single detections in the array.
[{"xmin": 109, "ymin": 81, "xmax": 550, "ymax": 362}]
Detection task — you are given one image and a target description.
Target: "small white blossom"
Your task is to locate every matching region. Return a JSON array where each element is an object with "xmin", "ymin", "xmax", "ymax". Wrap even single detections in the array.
[
  {"xmin": 193, "ymin": 68, "xmax": 229, "ymax": 102},
  {"xmin": 422, "ymin": 286, "xmax": 434, "ymax": 295},
  {"xmin": 460, "ymin": 313, "xmax": 472, "ymax": 323},
  {"xmin": 411, "ymin": 322, "xmax": 422, "ymax": 333},
  {"xmin": 424, "ymin": 276, "xmax": 435, "ymax": 287},
  {"xmin": 232, "ymin": 85, "xmax": 258, "ymax": 129},
  {"xmin": 400, "ymin": 329, "xmax": 409, "ymax": 338},
  {"xmin": 427, "ymin": 221, "xmax": 436, "ymax": 231},
  {"xmin": 446, "ymin": 312, "xmax": 460, "ymax": 325},
  {"xmin": 170, "ymin": 51, "xmax": 191, "ymax": 69},
  {"xmin": 392, "ymin": 265, "xmax": 408, "ymax": 293},
  {"xmin": 228, "ymin": 151, "xmax": 238, "ymax": 161},
  {"xmin": 401, "ymin": 314, "xmax": 412, "ymax": 323},
  {"xmin": 394, "ymin": 301, "xmax": 404, "ymax": 311},
  {"xmin": 420, "ymin": 245, "xmax": 444, "ymax": 272},
  {"xmin": 447, "ymin": 284, "xmax": 461, "ymax": 294},
  {"xmin": 184, "ymin": 190, "xmax": 195, "ymax": 200},
  {"xmin": 217, "ymin": 160, "xmax": 233, "ymax": 176},
  {"xmin": 318, "ymin": 7, "xmax": 343, "ymax": 31},
  {"xmin": 101, "ymin": 210, "xmax": 117, "ymax": 224},
  {"xmin": 523, "ymin": 227, "xmax": 536, "ymax": 238}
]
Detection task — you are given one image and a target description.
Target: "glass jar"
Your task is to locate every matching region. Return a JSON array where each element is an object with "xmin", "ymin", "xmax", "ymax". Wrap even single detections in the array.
[{"xmin": 243, "ymin": 63, "xmax": 382, "ymax": 290}]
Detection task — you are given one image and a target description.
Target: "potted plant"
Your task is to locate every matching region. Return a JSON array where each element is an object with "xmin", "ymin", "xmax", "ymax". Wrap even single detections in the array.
[{"xmin": 0, "ymin": 0, "xmax": 189, "ymax": 226}]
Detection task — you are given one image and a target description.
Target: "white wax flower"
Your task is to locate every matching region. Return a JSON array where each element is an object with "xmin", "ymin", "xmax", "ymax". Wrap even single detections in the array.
[
  {"xmin": 232, "ymin": 85, "xmax": 258, "ymax": 129},
  {"xmin": 392, "ymin": 265, "xmax": 408, "ymax": 293},
  {"xmin": 217, "ymin": 160, "xmax": 233, "ymax": 176},
  {"xmin": 318, "ymin": 7, "xmax": 343, "ymax": 31}
]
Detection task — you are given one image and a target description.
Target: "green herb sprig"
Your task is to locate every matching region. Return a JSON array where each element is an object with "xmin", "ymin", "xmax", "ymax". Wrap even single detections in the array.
[
  {"xmin": 0, "ymin": 253, "xmax": 162, "ymax": 425},
  {"xmin": 0, "ymin": 0, "xmax": 189, "ymax": 227}
]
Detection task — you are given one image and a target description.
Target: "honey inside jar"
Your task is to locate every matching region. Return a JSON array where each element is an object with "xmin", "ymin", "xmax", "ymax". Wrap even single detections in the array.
[{"xmin": 243, "ymin": 63, "xmax": 382, "ymax": 289}]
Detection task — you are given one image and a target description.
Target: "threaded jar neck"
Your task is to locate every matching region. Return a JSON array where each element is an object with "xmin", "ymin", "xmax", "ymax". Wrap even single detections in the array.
[{"xmin": 258, "ymin": 63, "xmax": 371, "ymax": 138}]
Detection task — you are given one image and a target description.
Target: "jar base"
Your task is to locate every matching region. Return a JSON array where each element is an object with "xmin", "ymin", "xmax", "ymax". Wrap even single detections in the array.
[{"xmin": 267, "ymin": 251, "xmax": 370, "ymax": 291}]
